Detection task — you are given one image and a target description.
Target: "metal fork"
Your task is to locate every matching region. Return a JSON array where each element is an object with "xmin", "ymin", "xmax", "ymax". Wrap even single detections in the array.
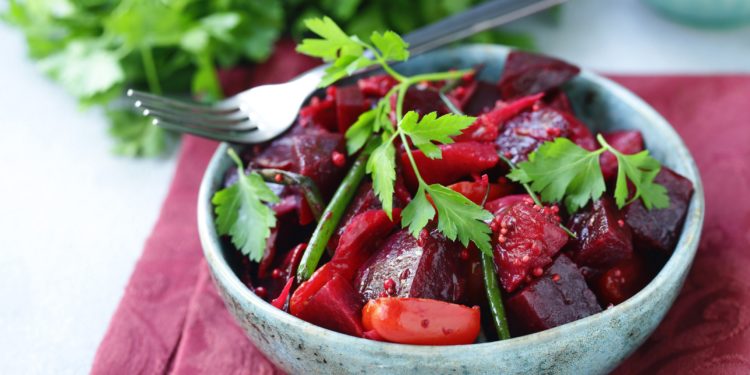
[{"xmin": 128, "ymin": 0, "xmax": 564, "ymax": 144}]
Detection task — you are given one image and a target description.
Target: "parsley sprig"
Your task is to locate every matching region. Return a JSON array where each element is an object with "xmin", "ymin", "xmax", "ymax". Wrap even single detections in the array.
[
  {"xmin": 297, "ymin": 17, "xmax": 494, "ymax": 255},
  {"xmin": 212, "ymin": 149, "xmax": 280, "ymax": 262},
  {"xmin": 508, "ymin": 134, "xmax": 669, "ymax": 212}
]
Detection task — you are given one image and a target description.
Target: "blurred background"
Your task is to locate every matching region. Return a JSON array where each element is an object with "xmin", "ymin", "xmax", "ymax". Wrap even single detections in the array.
[{"xmin": 0, "ymin": 0, "xmax": 748, "ymax": 373}]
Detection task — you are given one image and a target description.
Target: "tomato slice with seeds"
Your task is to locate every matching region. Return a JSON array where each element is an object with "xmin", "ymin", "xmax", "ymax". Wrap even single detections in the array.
[{"xmin": 362, "ymin": 298, "xmax": 481, "ymax": 345}]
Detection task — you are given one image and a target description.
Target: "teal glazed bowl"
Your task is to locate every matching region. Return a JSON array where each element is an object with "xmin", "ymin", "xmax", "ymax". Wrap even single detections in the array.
[{"xmin": 198, "ymin": 45, "xmax": 705, "ymax": 375}]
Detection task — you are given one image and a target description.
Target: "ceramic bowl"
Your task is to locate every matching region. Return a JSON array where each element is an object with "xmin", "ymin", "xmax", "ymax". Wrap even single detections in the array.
[{"xmin": 198, "ymin": 45, "xmax": 705, "ymax": 375}]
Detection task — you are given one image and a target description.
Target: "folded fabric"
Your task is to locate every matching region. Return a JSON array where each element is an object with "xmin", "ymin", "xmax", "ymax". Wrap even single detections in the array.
[{"xmin": 91, "ymin": 43, "xmax": 750, "ymax": 374}]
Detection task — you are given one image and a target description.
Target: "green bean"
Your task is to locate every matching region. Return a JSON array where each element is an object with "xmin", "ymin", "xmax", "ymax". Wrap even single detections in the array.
[
  {"xmin": 481, "ymin": 251, "xmax": 511, "ymax": 340},
  {"xmin": 295, "ymin": 138, "xmax": 376, "ymax": 282}
]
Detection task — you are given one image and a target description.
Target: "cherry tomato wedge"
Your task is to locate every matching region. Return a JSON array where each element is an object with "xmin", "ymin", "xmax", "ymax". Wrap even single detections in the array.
[{"xmin": 362, "ymin": 298, "xmax": 481, "ymax": 345}]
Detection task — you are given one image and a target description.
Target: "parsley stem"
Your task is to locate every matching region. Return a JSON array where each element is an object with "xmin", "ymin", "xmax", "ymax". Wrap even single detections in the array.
[
  {"xmin": 296, "ymin": 137, "xmax": 377, "ymax": 283},
  {"xmin": 140, "ymin": 46, "xmax": 162, "ymax": 95},
  {"xmin": 499, "ymin": 155, "xmax": 543, "ymax": 206},
  {"xmin": 481, "ymin": 251, "xmax": 511, "ymax": 340},
  {"xmin": 405, "ymin": 69, "xmax": 472, "ymax": 86},
  {"xmin": 257, "ymin": 169, "xmax": 325, "ymax": 221}
]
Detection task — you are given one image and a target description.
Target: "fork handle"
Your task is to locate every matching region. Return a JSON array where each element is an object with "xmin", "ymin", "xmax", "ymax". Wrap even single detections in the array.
[{"xmin": 403, "ymin": 0, "xmax": 566, "ymax": 55}]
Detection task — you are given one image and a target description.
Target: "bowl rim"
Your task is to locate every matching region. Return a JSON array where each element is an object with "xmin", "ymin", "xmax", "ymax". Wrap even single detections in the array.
[{"xmin": 197, "ymin": 44, "xmax": 705, "ymax": 355}]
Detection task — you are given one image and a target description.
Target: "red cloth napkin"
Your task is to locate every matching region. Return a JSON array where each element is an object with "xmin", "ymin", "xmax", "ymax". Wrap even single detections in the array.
[{"xmin": 91, "ymin": 44, "xmax": 750, "ymax": 374}]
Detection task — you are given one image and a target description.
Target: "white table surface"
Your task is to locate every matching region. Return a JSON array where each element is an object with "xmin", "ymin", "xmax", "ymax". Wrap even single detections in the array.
[{"xmin": 1, "ymin": 1, "xmax": 748, "ymax": 374}]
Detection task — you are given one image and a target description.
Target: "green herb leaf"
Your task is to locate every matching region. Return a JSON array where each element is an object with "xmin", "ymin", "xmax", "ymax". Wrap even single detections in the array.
[
  {"xmin": 399, "ymin": 111, "xmax": 476, "ymax": 159},
  {"xmin": 370, "ymin": 30, "xmax": 409, "ymax": 61},
  {"xmin": 38, "ymin": 41, "xmax": 125, "ymax": 98},
  {"xmin": 427, "ymin": 184, "xmax": 494, "ymax": 255},
  {"xmin": 508, "ymin": 138, "xmax": 606, "ymax": 213},
  {"xmin": 212, "ymin": 149, "xmax": 279, "ymax": 262},
  {"xmin": 296, "ymin": 16, "xmax": 364, "ymax": 60},
  {"xmin": 366, "ymin": 138, "xmax": 396, "ymax": 218},
  {"xmin": 401, "ymin": 186, "xmax": 436, "ymax": 237},
  {"xmin": 608, "ymin": 146, "xmax": 668, "ymax": 209},
  {"xmin": 345, "ymin": 109, "xmax": 376, "ymax": 155}
]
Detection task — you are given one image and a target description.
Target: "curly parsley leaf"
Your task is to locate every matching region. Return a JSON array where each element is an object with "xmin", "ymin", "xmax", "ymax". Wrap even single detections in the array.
[
  {"xmin": 508, "ymin": 136, "xmax": 669, "ymax": 213},
  {"xmin": 427, "ymin": 184, "xmax": 494, "ymax": 255},
  {"xmin": 366, "ymin": 138, "xmax": 396, "ymax": 218},
  {"xmin": 401, "ymin": 186, "xmax": 436, "ymax": 237},
  {"xmin": 399, "ymin": 111, "xmax": 476, "ymax": 159},
  {"xmin": 212, "ymin": 148, "xmax": 279, "ymax": 262}
]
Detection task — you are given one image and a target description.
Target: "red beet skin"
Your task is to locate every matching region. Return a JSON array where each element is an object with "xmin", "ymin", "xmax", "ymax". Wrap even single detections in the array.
[
  {"xmin": 290, "ymin": 130, "xmax": 345, "ymax": 194},
  {"xmin": 488, "ymin": 195, "xmax": 569, "ymax": 293},
  {"xmin": 400, "ymin": 142, "xmax": 499, "ymax": 188},
  {"xmin": 298, "ymin": 86, "xmax": 338, "ymax": 131},
  {"xmin": 600, "ymin": 131, "xmax": 645, "ymax": 180},
  {"xmin": 330, "ymin": 209, "xmax": 401, "ymax": 280},
  {"xmin": 335, "ymin": 85, "xmax": 369, "ymax": 133},
  {"xmin": 624, "ymin": 167, "xmax": 694, "ymax": 254},
  {"xmin": 498, "ymin": 51, "xmax": 580, "ymax": 99},
  {"xmin": 293, "ymin": 273, "xmax": 365, "ymax": 337},
  {"xmin": 566, "ymin": 197, "xmax": 634, "ymax": 270},
  {"xmin": 495, "ymin": 107, "xmax": 572, "ymax": 164},
  {"xmin": 354, "ymin": 228, "xmax": 466, "ymax": 304},
  {"xmin": 506, "ymin": 255, "xmax": 602, "ymax": 334}
]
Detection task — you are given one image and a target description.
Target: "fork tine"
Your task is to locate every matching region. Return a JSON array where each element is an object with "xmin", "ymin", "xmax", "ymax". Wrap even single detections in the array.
[
  {"xmin": 143, "ymin": 110, "xmax": 257, "ymax": 132},
  {"xmin": 127, "ymin": 89, "xmax": 240, "ymax": 115},
  {"xmin": 153, "ymin": 119, "xmax": 258, "ymax": 143},
  {"xmin": 136, "ymin": 102, "xmax": 249, "ymax": 124},
  {"xmin": 141, "ymin": 108, "xmax": 255, "ymax": 131}
]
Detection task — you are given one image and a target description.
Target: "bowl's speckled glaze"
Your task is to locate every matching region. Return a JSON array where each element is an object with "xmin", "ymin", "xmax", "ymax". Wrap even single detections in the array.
[{"xmin": 198, "ymin": 45, "xmax": 704, "ymax": 375}]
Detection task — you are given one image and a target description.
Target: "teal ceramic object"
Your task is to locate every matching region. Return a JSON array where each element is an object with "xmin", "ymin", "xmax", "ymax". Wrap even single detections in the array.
[
  {"xmin": 198, "ymin": 45, "xmax": 705, "ymax": 375},
  {"xmin": 644, "ymin": 0, "xmax": 750, "ymax": 27}
]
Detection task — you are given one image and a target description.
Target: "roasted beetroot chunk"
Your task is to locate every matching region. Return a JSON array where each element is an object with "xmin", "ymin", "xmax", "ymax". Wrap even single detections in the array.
[
  {"xmin": 561, "ymin": 111, "xmax": 597, "ymax": 151},
  {"xmin": 292, "ymin": 272, "xmax": 365, "ymax": 337},
  {"xmin": 329, "ymin": 209, "xmax": 401, "ymax": 280},
  {"xmin": 624, "ymin": 167, "xmax": 694, "ymax": 253},
  {"xmin": 498, "ymin": 51, "xmax": 580, "ymax": 99},
  {"xmin": 488, "ymin": 195, "xmax": 568, "ymax": 293},
  {"xmin": 354, "ymin": 228, "xmax": 465, "ymax": 303},
  {"xmin": 290, "ymin": 129, "xmax": 346, "ymax": 194},
  {"xmin": 335, "ymin": 85, "xmax": 369, "ymax": 133},
  {"xmin": 298, "ymin": 86, "xmax": 337, "ymax": 131},
  {"xmin": 566, "ymin": 197, "xmax": 634, "ymax": 270},
  {"xmin": 593, "ymin": 255, "xmax": 650, "ymax": 306},
  {"xmin": 463, "ymin": 81, "xmax": 503, "ymax": 115},
  {"xmin": 506, "ymin": 255, "xmax": 601, "ymax": 334},
  {"xmin": 401, "ymin": 142, "xmax": 499, "ymax": 187},
  {"xmin": 455, "ymin": 93, "xmax": 543, "ymax": 143},
  {"xmin": 495, "ymin": 107, "xmax": 572, "ymax": 164},
  {"xmin": 358, "ymin": 74, "xmax": 398, "ymax": 97},
  {"xmin": 600, "ymin": 130, "xmax": 645, "ymax": 180},
  {"xmin": 394, "ymin": 86, "xmax": 449, "ymax": 117}
]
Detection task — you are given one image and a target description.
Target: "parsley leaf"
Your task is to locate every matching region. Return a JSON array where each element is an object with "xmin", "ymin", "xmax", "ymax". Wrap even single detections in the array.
[
  {"xmin": 508, "ymin": 135, "xmax": 670, "ymax": 212},
  {"xmin": 370, "ymin": 30, "xmax": 409, "ymax": 61},
  {"xmin": 212, "ymin": 148, "xmax": 279, "ymax": 262},
  {"xmin": 366, "ymin": 138, "xmax": 397, "ymax": 218},
  {"xmin": 296, "ymin": 16, "xmax": 365, "ymax": 60},
  {"xmin": 427, "ymin": 184, "xmax": 494, "ymax": 255},
  {"xmin": 399, "ymin": 111, "xmax": 476, "ymax": 159},
  {"xmin": 508, "ymin": 138, "xmax": 606, "ymax": 213},
  {"xmin": 401, "ymin": 186, "xmax": 436, "ymax": 237}
]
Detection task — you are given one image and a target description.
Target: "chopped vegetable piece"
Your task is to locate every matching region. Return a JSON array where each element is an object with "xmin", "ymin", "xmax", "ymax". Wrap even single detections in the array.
[
  {"xmin": 362, "ymin": 297, "xmax": 481, "ymax": 345},
  {"xmin": 566, "ymin": 197, "xmax": 634, "ymax": 270},
  {"xmin": 400, "ymin": 142, "xmax": 499, "ymax": 187},
  {"xmin": 480, "ymin": 252, "xmax": 511, "ymax": 340},
  {"xmin": 600, "ymin": 131, "xmax": 645, "ymax": 180},
  {"xmin": 449, "ymin": 179, "xmax": 515, "ymax": 205},
  {"xmin": 293, "ymin": 273, "xmax": 365, "ymax": 337},
  {"xmin": 593, "ymin": 255, "xmax": 650, "ymax": 306},
  {"xmin": 498, "ymin": 51, "xmax": 580, "ymax": 99},
  {"xmin": 495, "ymin": 106, "xmax": 572, "ymax": 164},
  {"xmin": 330, "ymin": 209, "xmax": 401, "ymax": 280}
]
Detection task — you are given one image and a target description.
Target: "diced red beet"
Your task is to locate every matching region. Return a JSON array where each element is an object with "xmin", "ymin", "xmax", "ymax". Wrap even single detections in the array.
[
  {"xmin": 624, "ymin": 167, "xmax": 694, "ymax": 254},
  {"xmin": 498, "ymin": 51, "xmax": 580, "ymax": 99},
  {"xmin": 271, "ymin": 278, "xmax": 294, "ymax": 310},
  {"xmin": 290, "ymin": 130, "xmax": 345, "ymax": 194},
  {"xmin": 560, "ymin": 111, "xmax": 597, "ymax": 151},
  {"xmin": 330, "ymin": 209, "xmax": 401, "ymax": 280},
  {"xmin": 257, "ymin": 228, "xmax": 279, "ymax": 278},
  {"xmin": 544, "ymin": 89, "xmax": 574, "ymax": 113},
  {"xmin": 290, "ymin": 263, "xmax": 337, "ymax": 315},
  {"xmin": 336, "ymin": 85, "xmax": 370, "ymax": 133},
  {"xmin": 455, "ymin": 93, "xmax": 543, "ymax": 143},
  {"xmin": 298, "ymin": 86, "xmax": 338, "ymax": 131},
  {"xmin": 358, "ymin": 74, "xmax": 399, "ymax": 97},
  {"xmin": 506, "ymin": 255, "xmax": 601, "ymax": 334},
  {"xmin": 253, "ymin": 134, "xmax": 295, "ymax": 170},
  {"xmin": 463, "ymin": 245, "xmax": 487, "ymax": 306},
  {"xmin": 566, "ymin": 197, "xmax": 634, "ymax": 270},
  {"xmin": 495, "ymin": 107, "xmax": 571, "ymax": 164},
  {"xmin": 592, "ymin": 255, "xmax": 650, "ymax": 306},
  {"xmin": 400, "ymin": 142, "xmax": 499, "ymax": 188},
  {"xmin": 488, "ymin": 195, "xmax": 568, "ymax": 293},
  {"xmin": 462, "ymin": 81, "xmax": 503, "ymax": 115},
  {"xmin": 484, "ymin": 194, "xmax": 528, "ymax": 213},
  {"xmin": 391, "ymin": 86, "xmax": 449, "ymax": 119},
  {"xmin": 292, "ymin": 273, "xmax": 365, "ymax": 337},
  {"xmin": 600, "ymin": 131, "xmax": 645, "ymax": 180},
  {"xmin": 354, "ymin": 228, "xmax": 465, "ymax": 303},
  {"xmin": 448, "ymin": 179, "xmax": 514, "ymax": 205}
]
